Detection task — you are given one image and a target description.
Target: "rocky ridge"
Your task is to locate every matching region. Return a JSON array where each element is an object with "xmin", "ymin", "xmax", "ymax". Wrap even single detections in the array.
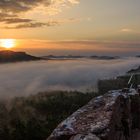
[{"xmin": 47, "ymin": 88, "xmax": 140, "ymax": 140}]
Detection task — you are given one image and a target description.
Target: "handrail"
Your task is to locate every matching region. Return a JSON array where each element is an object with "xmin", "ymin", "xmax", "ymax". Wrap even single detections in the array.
[{"xmin": 128, "ymin": 74, "xmax": 134, "ymax": 85}]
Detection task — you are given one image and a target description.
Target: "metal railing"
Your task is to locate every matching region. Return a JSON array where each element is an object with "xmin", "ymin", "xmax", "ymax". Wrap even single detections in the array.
[{"xmin": 128, "ymin": 74, "xmax": 134, "ymax": 89}]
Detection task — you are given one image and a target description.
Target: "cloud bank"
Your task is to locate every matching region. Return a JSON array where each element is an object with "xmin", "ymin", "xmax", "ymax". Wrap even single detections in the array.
[
  {"xmin": 0, "ymin": 0, "xmax": 80, "ymax": 28},
  {"xmin": 0, "ymin": 57, "xmax": 139, "ymax": 99}
]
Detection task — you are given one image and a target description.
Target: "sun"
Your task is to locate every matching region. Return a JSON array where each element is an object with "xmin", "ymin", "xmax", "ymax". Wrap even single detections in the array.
[{"xmin": 0, "ymin": 39, "xmax": 16, "ymax": 49}]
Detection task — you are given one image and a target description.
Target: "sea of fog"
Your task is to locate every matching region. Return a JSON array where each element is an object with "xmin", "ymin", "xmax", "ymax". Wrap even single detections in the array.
[{"xmin": 0, "ymin": 57, "xmax": 140, "ymax": 98}]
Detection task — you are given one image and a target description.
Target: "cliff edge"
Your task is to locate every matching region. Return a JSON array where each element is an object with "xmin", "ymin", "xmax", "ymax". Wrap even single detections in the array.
[{"xmin": 47, "ymin": 88, "xmax": 140, "ymax": 140}]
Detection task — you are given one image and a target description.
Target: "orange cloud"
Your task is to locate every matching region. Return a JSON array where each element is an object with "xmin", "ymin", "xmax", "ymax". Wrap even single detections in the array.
[{"xmin": 0, "ymin": 0, "xmax": 80, "ymax": 29}]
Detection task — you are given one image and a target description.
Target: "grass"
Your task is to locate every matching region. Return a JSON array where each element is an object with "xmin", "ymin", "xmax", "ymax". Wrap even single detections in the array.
[{"xmin": 0, "ymin": 91, "xmax": 99, "ymax": 140}]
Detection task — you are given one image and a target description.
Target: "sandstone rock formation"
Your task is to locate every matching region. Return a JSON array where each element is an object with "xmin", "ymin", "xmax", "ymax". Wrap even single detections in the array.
[{"xmin": 47, "ymin": 89, "xmax": 140, "ymax": 140}]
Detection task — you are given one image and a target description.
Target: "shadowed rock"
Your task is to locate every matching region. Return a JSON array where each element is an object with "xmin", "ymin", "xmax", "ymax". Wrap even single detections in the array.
[{"xmin": 47, "ymin": 89, "xmax": 140, "ymax": 140}]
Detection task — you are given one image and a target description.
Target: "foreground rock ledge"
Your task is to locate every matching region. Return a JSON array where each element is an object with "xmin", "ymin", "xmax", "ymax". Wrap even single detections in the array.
[{"xmin": 47, "ymin": 89, "xmax": 140, "ymax": 140}]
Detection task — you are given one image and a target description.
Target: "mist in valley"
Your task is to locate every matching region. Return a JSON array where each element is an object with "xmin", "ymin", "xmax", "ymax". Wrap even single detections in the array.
[{"xmin": 0, "ymin": 57, "xmax": 140, "ymax": 99}]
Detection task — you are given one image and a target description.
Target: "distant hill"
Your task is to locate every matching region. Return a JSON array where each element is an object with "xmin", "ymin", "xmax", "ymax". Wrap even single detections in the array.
[
  {"xmin": 89, "ymin": 55, "xmax": 119, "ymax": 60},
  {"xmin": 43, "ymin": 55, "xmax": 119, "ymax": 60},
  {"xmin": 0, "ymin": 50, "xmax": 42, "ymax": 63},
  {"xmin": 127, "ymin": 66, "xmax": 140, "ymax": 74}
]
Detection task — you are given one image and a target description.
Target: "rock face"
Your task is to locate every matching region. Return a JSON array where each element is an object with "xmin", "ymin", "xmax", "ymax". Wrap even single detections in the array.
[{"xmin": 47, "ymin": 89, "xmax": 140, "ymax": 140}]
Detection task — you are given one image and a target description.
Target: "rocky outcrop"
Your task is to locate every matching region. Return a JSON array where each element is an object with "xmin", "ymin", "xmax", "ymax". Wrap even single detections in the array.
[{"xmin": 47, "ymin": 89, "xmax": 140, "ymax": 140}]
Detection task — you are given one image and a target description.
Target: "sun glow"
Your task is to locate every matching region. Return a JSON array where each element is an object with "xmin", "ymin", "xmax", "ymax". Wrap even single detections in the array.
[{"xmin": 0, "ymin": 39, "xmax": 16, "ymax": 49}]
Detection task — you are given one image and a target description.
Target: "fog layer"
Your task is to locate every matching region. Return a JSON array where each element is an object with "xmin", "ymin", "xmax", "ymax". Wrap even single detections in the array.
[{"xmin": 0, "ymin": 57, "xmax": 140, "ymax": 98}]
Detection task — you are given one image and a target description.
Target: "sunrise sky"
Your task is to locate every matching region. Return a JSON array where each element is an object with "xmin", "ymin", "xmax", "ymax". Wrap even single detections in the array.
[{"xmin": 0, "ymin": 0, "xmax": 140, "ymax": 56}]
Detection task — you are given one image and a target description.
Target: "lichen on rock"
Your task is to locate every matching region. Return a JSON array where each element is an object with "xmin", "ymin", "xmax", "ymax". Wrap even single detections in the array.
[{"xmin": 47, "ymin": 89, "xmax": 140, "ymax": 140}]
